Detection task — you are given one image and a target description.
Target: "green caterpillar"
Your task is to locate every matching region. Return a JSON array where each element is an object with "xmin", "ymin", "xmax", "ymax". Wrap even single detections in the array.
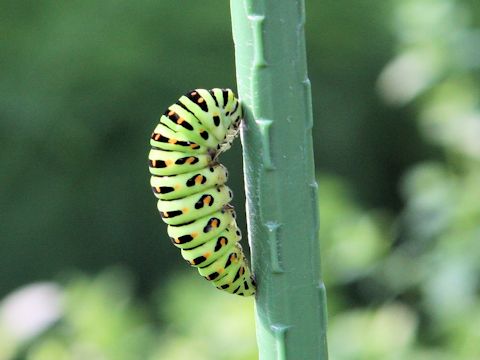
[{"xmin": 148, "ymin": 88, "xmax": 255, "ymax": 296}]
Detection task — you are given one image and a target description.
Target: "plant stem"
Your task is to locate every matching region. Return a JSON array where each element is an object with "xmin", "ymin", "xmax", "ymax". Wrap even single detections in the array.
[{"xmin": 230, "ymin": 1, "xmax": 328, "ymax": 359}]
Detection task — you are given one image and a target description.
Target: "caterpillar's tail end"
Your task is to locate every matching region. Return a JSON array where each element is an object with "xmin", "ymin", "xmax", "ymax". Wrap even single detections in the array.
[
  {"xmin": 215, "ymin": 273, "xmax": 256, "ymax": 297},
  {"xmin": 240, "ymin": 275, "xmax": 256, "ymax": 297},
  {"xmin": 228, "ymin": 269, "xmax": 256, "ymax": 297},
  {"xmin": 204, "ymin": 245, "xmax": 256, "ymax": 297}
]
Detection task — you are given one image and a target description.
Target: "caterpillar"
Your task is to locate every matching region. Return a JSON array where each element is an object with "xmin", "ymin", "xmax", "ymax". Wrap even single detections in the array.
[{"xmin": 148, "ymin": 88, "xmax": 255, "ymax": 296}]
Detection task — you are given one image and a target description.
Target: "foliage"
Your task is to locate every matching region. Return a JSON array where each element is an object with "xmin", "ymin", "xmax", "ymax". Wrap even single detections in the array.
[{"xmin": 0, "ymin": 270, "xmax": 257, "ymax": 360}]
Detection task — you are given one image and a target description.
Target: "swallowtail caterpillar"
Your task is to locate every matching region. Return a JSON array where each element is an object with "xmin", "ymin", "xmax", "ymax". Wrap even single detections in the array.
[{"xmin": 148, "ymin": 88, "xmax": 255, "ymax": 296}]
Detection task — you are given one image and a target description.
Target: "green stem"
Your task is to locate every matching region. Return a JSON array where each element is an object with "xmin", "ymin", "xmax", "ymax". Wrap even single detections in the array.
[{"xmin": 230, "ymin": 1, "xmax": 328, "ymax": 359}]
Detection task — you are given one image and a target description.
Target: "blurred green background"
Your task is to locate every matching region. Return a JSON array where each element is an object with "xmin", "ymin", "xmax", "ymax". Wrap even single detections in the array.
[{"xmin": 1, "ymin": 0, "xmax": 479, "ymax": 359}]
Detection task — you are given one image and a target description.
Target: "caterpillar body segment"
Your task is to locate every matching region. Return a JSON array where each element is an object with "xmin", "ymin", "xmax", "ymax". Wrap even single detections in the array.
[
  {"xmin": 150, "ymin": 164, "xmax": 228, "ymax": 201},
  {"xmin": 148, "ymin": 149, "xmax": 212, "ymax": 177},
  {"xmin": 148, "ymin": 88, "xmax": 255, "ymax": 296},
  {"xmin": 167, "ymin": 208, "xmax": 234, "ymax": 249},
  {"xmin": 156, "ymin": 185, "xmax": 233, "ymax": 225}
]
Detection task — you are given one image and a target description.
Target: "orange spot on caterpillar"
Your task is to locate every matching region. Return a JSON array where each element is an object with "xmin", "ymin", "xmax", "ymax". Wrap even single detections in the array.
[
  {"xmin": 198, "ymin": 97, "xmax": 204, "ymax": 103},
  {"xmin": 191, "ymin": 232, "xmax": 199, "ymax": 238},
  {"xmin": 174, "ymin": 238, "xmax": 180, "ymax": 244},
  {"xmin": 195, "ymin": 175, "xmax": 203, "ymax": 185},
  {"xmin": 165, "ymin": 160, "xmax": 173, "ymax": 166},
  {"xmin": 191, "ymin": 91, "xmax": 197, "ymax": 96},
  {"xmin": 162, "ymin": 212, "xmax": 169, "ymax": 218},
  {"xmin": 151, "ymin": 160, "xmax": 157, "ymax": 167},
  {"xmin": 174, "ymin": 184, "xmax": 181, "ymax": 190},
  {"xmin": 182, "ymin": 207, "xmax": 189, "ymax": 213},
  {"xmin": 168, "ymin": 138, "xmax": 178, "ymax": 144},
  {"xmin": 218, "ymin": 268, "xmax": 225, "ymax": 274},
  {"xmin": 186, "ymin": 157, "xmax": 195, "ymax": 164},
  {"xmin": 154, "ymin": 134, "xmax": 160, "ymax": 140},
  {"xmin": 177, "ymin": 117, "xmax": 185, "ymax": 124},
  {"xmin": 155, "ymin": 186, "xmax": 161, "ymax": 192},
  {"xmin": 203, "ymin": 196, "xmax": 212, "ymax": 206},
  {"xmin": 168, "ymin": 110, "xmax": 175, "ymax": 116},
  {"xmin": 203, "ymin": 252, "xmax": 211, "ymax": 258},
  {"xmin": 190, "ymin": 143, "xmax": 199, "ymax": 149},
  {"xmin": 211, "ymin": 219, "xmax": 219, "ymax": 228}
]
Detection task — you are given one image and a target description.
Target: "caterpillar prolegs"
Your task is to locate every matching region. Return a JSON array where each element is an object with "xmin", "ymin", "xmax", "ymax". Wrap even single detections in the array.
[{"xmin": 148, "ymin": 88, "xmax": 255, "ymax": 296}]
